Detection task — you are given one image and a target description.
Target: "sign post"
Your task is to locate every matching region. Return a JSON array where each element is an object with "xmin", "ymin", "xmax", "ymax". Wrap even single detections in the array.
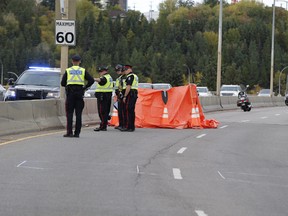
[{"xmin": 55, "ymin": 0, "xmax": 76, "ymax": 99}]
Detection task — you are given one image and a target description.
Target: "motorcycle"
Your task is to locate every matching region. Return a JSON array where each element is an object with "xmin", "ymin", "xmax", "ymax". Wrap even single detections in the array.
[{"xmin": 237, "ymin": 90, "xmax": 252, "ymax": 112}]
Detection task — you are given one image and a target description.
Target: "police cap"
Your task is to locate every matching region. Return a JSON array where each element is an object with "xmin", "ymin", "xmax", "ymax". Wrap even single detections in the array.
[
  {"xmin": 115, "ymin": 64, "xmax": 123, "ymax": 71},
  {"xmin": 98, "ymin": 66, "xmax": 109, "ymax": 72},
  {"xmin": 122, "ymin": 64, "xmax": 132, "ymax": 71},
  {"xmin": 71, "ymin": 54, "xmax": 81, "ymax": 61},
  {"xmin": 124, "ymin": 64, "xmax": 132, "ymax": 68}
]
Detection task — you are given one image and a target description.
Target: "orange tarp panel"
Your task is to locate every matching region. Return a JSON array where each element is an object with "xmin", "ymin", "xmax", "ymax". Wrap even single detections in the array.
[{"xmin": 110, "ymin": 84, "xmax": 219, "ymax": 129}]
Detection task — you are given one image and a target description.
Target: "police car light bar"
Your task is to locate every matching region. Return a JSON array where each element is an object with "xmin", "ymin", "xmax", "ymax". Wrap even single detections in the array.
[{"xmin": 28, "ymin": 66, "xmax": 60, "ymax": 71}]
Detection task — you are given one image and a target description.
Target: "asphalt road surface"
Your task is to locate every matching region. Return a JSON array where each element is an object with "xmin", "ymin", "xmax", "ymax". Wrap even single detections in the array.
[{"xmin": 0, "ymin": 106, "xmax": 288, "ymax": 216}]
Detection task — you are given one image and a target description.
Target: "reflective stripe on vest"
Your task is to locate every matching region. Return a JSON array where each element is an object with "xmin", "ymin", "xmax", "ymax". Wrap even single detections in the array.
[
  {"xmin": 95, "ymin": 74, "xmax": 113, "ymax": 92},
  {"xmin": 121, "ymin": 75, "xmax": 127, "ymax": 90},
  {"xmin": 115, "ymin": 77, "xmax": 120, "ymax": 89},
  {"xmin": 126, "ymin": 73, "xmax": 138, "ymax": 90},
  {"xmin": 67, "ymin": 66, "xmax": 85, "ymax": 85},
  {"xmin": 116, "ymin": 75, "xmax": 126, "ymax": 91}
]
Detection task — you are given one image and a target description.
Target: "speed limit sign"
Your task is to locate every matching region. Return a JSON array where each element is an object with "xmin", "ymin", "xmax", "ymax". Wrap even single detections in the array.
[{"xmin": 55, "ymin": 20, "xmax": 76, "ymax": 46}]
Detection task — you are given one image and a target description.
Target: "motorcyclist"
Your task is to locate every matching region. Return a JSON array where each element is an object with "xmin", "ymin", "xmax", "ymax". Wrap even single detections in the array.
[{"xmin": 238, "ymin": 91, "xmax": 246, "ymax": 99}]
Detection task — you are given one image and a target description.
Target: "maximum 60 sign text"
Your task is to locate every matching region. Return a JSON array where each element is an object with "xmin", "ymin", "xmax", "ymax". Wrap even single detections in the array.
[{"xmin": 55, "ymin": 20, "xmax": 76, "ymax": 46}]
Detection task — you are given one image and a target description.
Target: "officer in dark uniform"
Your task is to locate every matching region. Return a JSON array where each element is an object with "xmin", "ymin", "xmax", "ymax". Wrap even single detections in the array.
[
  {"xmin": 94, "ymin": 66, "xmax": 114, "ymax": 131},
  {"xmin": 61, "ymin": 54, "xmax": 94, "ymax": 138},
  {"xmin": 121, "ymin": 64, "xmax": 138, "ymax": 132},
  {"xmin": 114, "ymin": 64, "xmax": 126, "ymax": 130}
]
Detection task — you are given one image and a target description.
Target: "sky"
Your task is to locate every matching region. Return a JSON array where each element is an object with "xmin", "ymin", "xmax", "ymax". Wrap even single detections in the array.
[
  {"xmin": 127, "ymin": 0, "xmax": 286, "ymax": 13},
  {"xmin": 127, "ymin": 0, "xmax": 164, "ymax": 12}
]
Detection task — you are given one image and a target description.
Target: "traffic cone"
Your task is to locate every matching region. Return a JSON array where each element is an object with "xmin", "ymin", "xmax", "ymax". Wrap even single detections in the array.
[
  {"xmin": 161, "ymin": 106, "xmax": 169, "ymax": 126},
  {"xmin": 109, "ymin": 107, "xmax": 119, "ymax": 126},
  {"xmin": 189, "ymin": 105, "xmax": 202, "ymax": 128}
]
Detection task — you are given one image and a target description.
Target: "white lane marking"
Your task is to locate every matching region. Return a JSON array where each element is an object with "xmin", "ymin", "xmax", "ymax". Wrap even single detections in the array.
[
  {"xmin": 261, "ymin": 116, "xmax": 268, "ymax": 119},
  {"xmin": 275, "ymin": 114, "xmax": 280, "ymax": 116},
  {"xmin": 240, "ymin": 120, "xmax": 250, "ymax": 123},
  {"xmin": 220, "ymin": 125, "xmax": 228, "ymax": 129},
  {"xmin": 195, "ymin": 210, "xmax": 208, "ymax": 216},
  {"xmin": 196, "ymin": 134, "xmax": 206, "ymax": 139},
  {"xmin": 20, "ymin": 166, "xmax": 45, "ymax": 170},
  {"xmin": 16, "ymin": 160, "xmax": 27, "ymax": 167},
  {"xmin": 177, "ymin": 147, "xmax": 187, "ymax": 154},
  {"xmin": 16, "ymin": 160, "xmax": 48, "ymax": 170},
  {"xmin": 218, "ymin": 171, "xmax": 226, "ymax": 179},
  {"xmin": 136, "ymin": 165, "xmax": 140, "ymax": 174},
  {"xmin": 173, "ymin": 168, "xmax": 183, "ymax": 180}
]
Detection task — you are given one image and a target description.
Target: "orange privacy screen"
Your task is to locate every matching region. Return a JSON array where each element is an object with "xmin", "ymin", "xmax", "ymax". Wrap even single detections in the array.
[{"xmin": 110, "ymin": 84, "xmax": 219, "ymax": 129}]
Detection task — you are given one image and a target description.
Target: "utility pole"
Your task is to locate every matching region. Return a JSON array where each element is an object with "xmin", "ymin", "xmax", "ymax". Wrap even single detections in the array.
[
  {"xmin": 55, "ymin": 0, "xmax": 76, "ymax": 99},
  {"xmin": 216, "ymin": 0, "xmax": 223, "ymax": 96}
]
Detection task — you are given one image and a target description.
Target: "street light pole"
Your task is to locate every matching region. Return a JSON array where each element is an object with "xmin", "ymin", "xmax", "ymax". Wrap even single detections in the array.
[
  {"xmin": 216, "ymin": 0, "xmax": 223, "ymax": 96},
  {"xmin": 278, "ymin": 65, "xmax": 288, "ymax": 96},
  {"xmin": 7, "ymin": 72, "xmax": 19, "ymax": 80},
  {"xmin": 270, "ymin": 0, "xmax": 276, "ymax": 97}
]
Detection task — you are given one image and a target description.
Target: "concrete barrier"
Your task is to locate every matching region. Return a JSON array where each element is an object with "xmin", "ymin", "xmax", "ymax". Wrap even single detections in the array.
[
  {"xmin": 0, "ymin": 96, "xmax": 286, "ymax": 137},
  {"xmin": 199, "ymin": 96, "xmax": 223, "ymax": 112},
  {"xmin": 32, "ymin": 99, "xmax": 63, "ymax": 130},
  {"xmin": 0, "ymin": 98, "xmax": 99, "ymax": 137},
  {"xmin": 0, "ymin": 101, "xmax": 39, "ymax": 135},
  {"xmin": 199, "ymin": 95, "xmax": 285, "ymax": 112}
]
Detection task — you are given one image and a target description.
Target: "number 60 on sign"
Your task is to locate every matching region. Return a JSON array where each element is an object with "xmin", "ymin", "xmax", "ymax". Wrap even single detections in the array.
[{"xmin": 55, "ymin": 20, "xmax": 76, "ymax": 46}]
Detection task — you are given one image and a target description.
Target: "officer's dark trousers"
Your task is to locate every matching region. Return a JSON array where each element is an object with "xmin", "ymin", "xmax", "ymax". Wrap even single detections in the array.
[
  {"xmin": 96, "ymin": 92, "xmax": 112, "ymax": 129},
  {"xmin": 124, "ymin": 93, "xmax": 138, "ymax": 130},
  {"xmin": 65, "ymin": 91, "xmax": 84, "ymax": 135},
  {"xmin": 118, "ymin": 99, "xmax": 125, "ymax": 127}
]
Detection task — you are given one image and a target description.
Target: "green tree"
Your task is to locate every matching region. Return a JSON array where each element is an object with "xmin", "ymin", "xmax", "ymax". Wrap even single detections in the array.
[
  {"xmin": 40, "ymin": 0, "xmax": 55, "ymax": 11},
  {"xmin": 178, "ymin": 0, "xmax": 194, "ymax": 8}
]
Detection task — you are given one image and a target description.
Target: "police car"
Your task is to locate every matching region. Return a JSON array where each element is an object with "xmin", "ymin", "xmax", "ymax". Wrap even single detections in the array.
[{"xmin": 4, "ymin": 67, "xmax": 61, "ymax": 101}]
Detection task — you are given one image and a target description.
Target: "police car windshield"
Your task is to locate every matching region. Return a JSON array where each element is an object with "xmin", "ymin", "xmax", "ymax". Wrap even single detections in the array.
[{"xmin": 16, "ymin": 71, "xmax": 60, "ymax": 87}]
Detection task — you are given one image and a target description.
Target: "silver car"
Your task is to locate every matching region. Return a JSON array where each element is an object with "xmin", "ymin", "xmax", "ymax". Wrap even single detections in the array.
[
  {"xmin": 84, "ymin": 82, "xmax": 97, "ymax": 98},
  {"xmin": 197, "ymin": 86, "xmax": 213, "ymax": 97}
]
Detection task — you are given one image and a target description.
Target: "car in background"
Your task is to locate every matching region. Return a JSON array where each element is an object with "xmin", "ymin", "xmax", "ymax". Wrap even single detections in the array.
[
  {"xmin": 4, "ymin": 67, "xmax": 60, "ymax": 101},
  {"xmin": 0, "ymin": 84, "xmax": 6, "ymax": 101},
  {"xmin": 197, "ymin": 86, "xmax": 213, "ymax": 97},
  {"xmin": 257, "ymin": 88, "xmax": 271, "ymax": 97},
  {"xmin": 152, "ymin": 83, "xmax": 172, "ymax": 90},
  {"xmin": 138, "ymin": 83, "xmax": 153, "ymax": 89},
  {"xmin": 220, "ymin": 84, "xmax": 242, "ymax": 96},
  {"xmin": 84, "ymin": 82, "xmax": 97, "ymax": 98}
]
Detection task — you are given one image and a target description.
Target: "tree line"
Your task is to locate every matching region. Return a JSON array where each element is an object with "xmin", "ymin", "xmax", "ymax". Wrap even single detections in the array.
[{"xmin": 1, "ymin": 0, "xmax": 288, "ymax": 94}]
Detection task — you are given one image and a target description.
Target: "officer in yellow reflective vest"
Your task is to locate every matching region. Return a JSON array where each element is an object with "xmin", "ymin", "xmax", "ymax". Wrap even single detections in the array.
[
  {"xmin": 61, "ymin": 54, "xmax": 94, "ymax": 138},
  {"xmin": 121, "ymin": 64, "xmax": 138, "ymax": 132},
  {"xmin": 94, "ymin": 66, "xmax": 114, "ymax": 131}
]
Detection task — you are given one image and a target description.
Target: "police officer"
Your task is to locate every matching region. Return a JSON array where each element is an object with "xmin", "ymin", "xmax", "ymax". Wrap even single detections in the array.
[
  {"xmin": 121, "ymin": 64, "xmax": 138, "ymax": 132},
  {"xmin": 61, "ymin": 54, "xmax": 94, "ymax": 138},
  {"xmin": 94, "ymin": 66, "xmax": 114, "ymax": 131},
  {"xmin": 114, "ymin": 64, "xmax": 126, "ymax": 130}
]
